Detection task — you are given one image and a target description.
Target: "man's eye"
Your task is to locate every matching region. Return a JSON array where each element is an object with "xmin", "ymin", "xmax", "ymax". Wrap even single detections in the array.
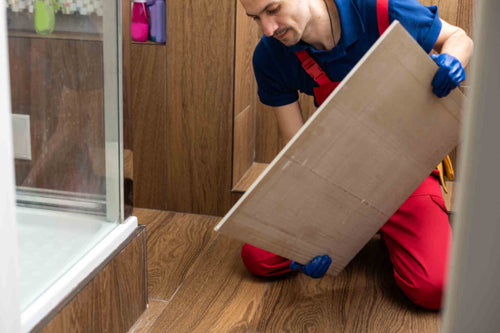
[{"xmin": 267, "ymin": 6, "xmax": 280, "ymax": 15}]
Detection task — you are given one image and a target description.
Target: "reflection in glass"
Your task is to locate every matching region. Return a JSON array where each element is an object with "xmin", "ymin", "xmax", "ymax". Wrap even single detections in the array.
[{"xmin": 7, "ymin": 0, "xmax": 122, "ymax": 311}]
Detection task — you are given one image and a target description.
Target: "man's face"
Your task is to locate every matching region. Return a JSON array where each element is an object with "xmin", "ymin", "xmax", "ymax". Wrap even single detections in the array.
[{"xmin": 241, "ymin": 0, "xmax": 310, "ymax": 46}]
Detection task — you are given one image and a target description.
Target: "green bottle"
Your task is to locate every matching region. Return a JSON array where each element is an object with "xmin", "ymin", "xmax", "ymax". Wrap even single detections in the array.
[{"xmin": 34, "ymin": 0, "xmax": 55, "ymax": 35}]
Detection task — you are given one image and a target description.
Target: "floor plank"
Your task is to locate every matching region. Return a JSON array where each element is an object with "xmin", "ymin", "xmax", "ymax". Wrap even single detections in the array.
[
  {"xmin": 247, "ymin": 273, "xmax": 350, "ymax": 332},
  {"xmin": 127, "ymin": 299, "xmax": 168, "ymax": 333},
  {"xmin": 148, "ymin": 235, "xmax": 269, "ymax": 333},
  {"xmin": 134, "ymin": 208, "xmax": 220, "ymax": 300},
  {"xmin": 134, "ymin": 209, "xmax": 440, "ymax": 332},
  {"xmin": 248, "ymin": 237, "xmax": 440, "ymax": 333},
  {"xmin": 342, "ymin": 238, "xmax": 440, "ymax": 332}
]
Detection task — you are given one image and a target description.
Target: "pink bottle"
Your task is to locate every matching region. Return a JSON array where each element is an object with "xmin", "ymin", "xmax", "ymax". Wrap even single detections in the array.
[{"xmin": 131, "ymin": 0, "xmax": 149, "ymax": 42}]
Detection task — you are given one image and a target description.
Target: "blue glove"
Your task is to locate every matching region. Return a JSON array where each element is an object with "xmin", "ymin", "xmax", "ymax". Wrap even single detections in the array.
[
  {"xmin": 290, "ymin": 255, "xmax": 332, "ymax": 278},
  {"xmin": 430, "ymin": 53, "xmax": 466, "ymax": 98}
]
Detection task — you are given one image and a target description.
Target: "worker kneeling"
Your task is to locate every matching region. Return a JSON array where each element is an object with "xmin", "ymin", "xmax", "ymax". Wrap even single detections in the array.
[{"xmin": 239, "ymin": 0, "xmax": 472, "ymax": 311}]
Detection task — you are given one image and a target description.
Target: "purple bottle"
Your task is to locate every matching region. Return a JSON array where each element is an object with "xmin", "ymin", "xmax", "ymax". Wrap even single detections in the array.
[
  {"xmin": 146, "ymin": 0, "xmax": 156, "ymax": 41},
  {"xmin": 152, "ymin": 0, "xmax": 166, "ymax": 43}
]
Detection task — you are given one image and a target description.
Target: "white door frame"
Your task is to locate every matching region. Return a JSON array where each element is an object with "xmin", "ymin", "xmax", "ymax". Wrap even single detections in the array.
[{"xmin": 0, "ymin": 5, "xmax": 21, "ymax": 333}]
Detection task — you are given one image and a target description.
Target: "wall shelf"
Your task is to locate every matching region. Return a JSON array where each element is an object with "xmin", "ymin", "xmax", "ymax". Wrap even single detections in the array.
[
  {"xmin": 131, "ymin": 40, "xmax": 165, "ymax": 45},
  {"xmin": 8, "ymin": 30, "xmax": 102, "ymax": 42}
]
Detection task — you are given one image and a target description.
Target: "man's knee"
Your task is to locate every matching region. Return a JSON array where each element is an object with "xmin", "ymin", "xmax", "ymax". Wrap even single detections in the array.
[
  {"xmin": 396, "ymin": 270, "xmax": 445, "ymax": 310},
  {"xmin": 241, "ymin": 243, "xmax": 292, "ymax": 277}
]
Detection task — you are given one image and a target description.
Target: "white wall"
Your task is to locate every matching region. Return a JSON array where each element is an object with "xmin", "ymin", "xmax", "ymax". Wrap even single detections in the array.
[
  {"xmin": 442, "ymin": 1, "xmax": 500, "ymax": 332},
  {"xmin": 0, "ymin": 4, "xmax": 20, "ymax": 333}
]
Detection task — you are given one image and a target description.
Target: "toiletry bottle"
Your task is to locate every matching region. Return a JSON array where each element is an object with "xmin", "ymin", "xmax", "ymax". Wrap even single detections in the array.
[
  {"xmin": 146, "ymin": 0, "xmax": 156, "ymax": 41},
  {"xmin": 34, "ymin": 0, "xmax": 55, "ymax": 35},
  {"xmin": 131, "ymin": 0, "xmax": 149, "ymax": 42},
  {"xmin": 153, "ymin": 0, "xmax": 166, "ymax": 43}
]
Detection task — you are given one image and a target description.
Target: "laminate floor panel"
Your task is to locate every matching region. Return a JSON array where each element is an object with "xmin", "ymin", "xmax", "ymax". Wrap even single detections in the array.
[
  {"xmin": 149, "ymin": 234, "xmax": 269, "ymax": 333},
  {"xmin": 134, "ymin": 208, "xmax": 220, "ymax": 300},
  {"xmin": 127, "ymin": 300, "xmax": 168, "ymax": 333},
  {"xmin": 131, "ymin": 209, "xmax": 440, "ymax": 333}
]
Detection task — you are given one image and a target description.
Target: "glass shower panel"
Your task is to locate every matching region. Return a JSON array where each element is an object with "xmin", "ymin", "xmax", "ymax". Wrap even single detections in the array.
[{"xmin": 7, "ymin": 0, "xmax": 123, "ymax": 310}]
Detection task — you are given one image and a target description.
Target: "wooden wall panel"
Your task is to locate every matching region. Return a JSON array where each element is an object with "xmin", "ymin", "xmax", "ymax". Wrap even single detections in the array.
[
  {"xmin": 232, "ymin": 1, "xmax": 260, "ymax": 186},
  {"xmin": 164, "ymin": 0, "xmax": 235, "ymax": 215},
  {"xmin": 234, "ymin": 1, "xmax": 259, "ymax": 117},
  {"xmin": 39, "ymin": 227, "xmax": 147, "ymax": 333},
  {"xmin": 255, "ymin": 101, "xmax": 280, "ymax": 163},
  {"xmin": 233, "ymin": 106, "xmax": 255, "ymax": 185},
  {"xmin": 131, "ymin": 44, "xmax": 168, "ymax": 209},
  {"xmin": 8, "ymin": 37, "xmax": 105, "ymax": 194},
  {"xmin": 420, "ymin": 0, "xmax": 459, "ymax": 24},
  {"xmin": 457, "ymin": 0, "xmax": 475, "ymax": 35}
]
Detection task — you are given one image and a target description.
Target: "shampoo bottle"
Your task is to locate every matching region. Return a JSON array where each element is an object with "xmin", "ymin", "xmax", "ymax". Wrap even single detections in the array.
[
  {"xmin": 146, "ymin": 0, "xmax": 156, "ymax": 41},
  {"xmin": 34, "ymin": 0, "xmax": 55, "ymax": 35},
  {"xmin": 131, "ymin": 0, "xmax": 149, "ymax": 42},
  {"xmin": 153, "ymin": 0, "xmax": 166, "ymax": 43}
]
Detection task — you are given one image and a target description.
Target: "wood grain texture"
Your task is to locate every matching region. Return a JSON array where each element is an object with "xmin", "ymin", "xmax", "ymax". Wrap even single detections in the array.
[
  {"xmin": 456, "ymin": 0, "xmax": 475, "ymax": 36},
  {"xmin": 127, "ymin": 300, "xmax": 168, "ymax": 333},
  {"xmin": 217, "ymin": 23, "xmax": 463, "ymax": 275},
  {"xmin": 248, "ymin": 271, "xmax": 349, "ymax": 332},
  {"xmin": 149, "ymin": 234, "xmax": 269, "ymax": 333},
  {"xmin": 129, "ymin": 209, "xmax": 439, "ymax": 332},
  {"xmin": 134, "ymin": 208, "xmax": 220, "ymax": 300},
  {"xmin": 164, "ymin": 0, "xmax": 235, "ymax": 216},
  {"xmin": 234, "ymin": 0, "xmax": 259, "ymax": 118},
  {"xmin": 419, "ymin": 0, "xmax": 458, "ymax": 25},
  {"xmin": 255, "ymin": 101, "xmax": 281, "ymax": 163},
  {"xmin": 248, "ymin": 237, "xmax": 439, "ymax": 332},
  {"xmin": 40, "ymin": 227, "xmax": 147, "ymax": 333},
  {"xmin": 233, "ymin": 162, "xmax": 269, "ymax": 192},
  {"xmin": 342, "ymin": 239, "xmax": 440, "ymax": 332},
  {"xmin": 232, "ymin": 0, "xmax": 260, "ymax": 187},
  {"xmin": 9, "ymin": 37, "xmax": 105, "ymax": 194},
  {"xmin": 131, "ymin": 44, "xmax": 168, "ymax": 209},
  {"xmin": 233, "ymin": 106, "xmax": 256, "ymax": 187}
]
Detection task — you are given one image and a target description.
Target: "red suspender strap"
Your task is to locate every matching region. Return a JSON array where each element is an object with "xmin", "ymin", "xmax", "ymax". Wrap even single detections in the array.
[
  {"xmin": 376, "ymin": 0, "xmax": 390, "ymax": 35},
  {"xmin": 295, "ymin": 50, "xmax": 332, "ymax": 86}
]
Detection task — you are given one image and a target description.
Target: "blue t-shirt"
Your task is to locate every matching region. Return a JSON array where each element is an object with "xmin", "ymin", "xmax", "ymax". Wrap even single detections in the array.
[{"xmin": 253, "ymin": 0, "xmax": 442, "ymax": 106}]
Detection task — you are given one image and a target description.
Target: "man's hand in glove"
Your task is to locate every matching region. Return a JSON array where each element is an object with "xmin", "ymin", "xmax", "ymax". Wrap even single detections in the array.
[
  {"xmin": 290, "ymin": 255, "xmax": 332, "ymax": 278},
  {"xmin": 430, "ymin": 53, "xmax": 466, "ymax": 98}
]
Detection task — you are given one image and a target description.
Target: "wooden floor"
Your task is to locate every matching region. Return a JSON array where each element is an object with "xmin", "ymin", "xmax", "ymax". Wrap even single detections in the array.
[{"xmin": 127, "ymin": 208, "xmax": 440, "ymax": 333}]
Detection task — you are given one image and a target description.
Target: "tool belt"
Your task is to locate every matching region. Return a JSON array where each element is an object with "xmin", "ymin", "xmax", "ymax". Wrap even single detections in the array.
[{"xmin": 437, "ymin": 155, "xmax": 454, "ymax": 193}]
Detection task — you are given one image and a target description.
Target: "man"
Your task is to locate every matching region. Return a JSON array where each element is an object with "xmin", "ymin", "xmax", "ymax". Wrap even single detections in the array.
[{"xmin": 239, "ymin": 0, "xmax": 473, "ymax": 310}]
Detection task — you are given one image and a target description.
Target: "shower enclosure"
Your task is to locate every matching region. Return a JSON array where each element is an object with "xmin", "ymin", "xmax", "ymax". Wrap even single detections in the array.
[{"xmin": 2, "ymin": 1, "xmax": 137, "ymax": 331}]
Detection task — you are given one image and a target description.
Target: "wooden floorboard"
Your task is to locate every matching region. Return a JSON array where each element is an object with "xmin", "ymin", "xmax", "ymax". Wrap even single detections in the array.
[
  {"xmin": 130, "ymin": 209, "xmax": 440, "ymax": 333},
  {"xmin": 149, "ymin": 234, "xmax": 269, "ymax": 333},
  {"xmin": 247, "ymin": 273, "xmax": 349, "ymax": 332},
  {"xmin": 127, "ymin": 299, "xmax": 168, "ymax": 333},
  {"xmin": 134, "ymin": 208, "xmax": 220, "ymax": 300},
  {"xmin": 342, "ymin": 238, "xmax": 440, "ymax": 332}
]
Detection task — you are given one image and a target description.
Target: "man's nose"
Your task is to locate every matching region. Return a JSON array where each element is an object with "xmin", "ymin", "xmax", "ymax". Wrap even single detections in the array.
[{"xmin": 260, "ymin": 16, "xmax": 278, "ymax": 37}]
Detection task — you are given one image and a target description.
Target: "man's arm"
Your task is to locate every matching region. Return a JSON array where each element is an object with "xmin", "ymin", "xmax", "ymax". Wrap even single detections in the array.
[
  {"xmin": 274, "ymin": 101, "xmax": 305, "ymax": 145},
  {"xmin": 433, "ymin": 19, "xmax": 473, "ymax": 67}
]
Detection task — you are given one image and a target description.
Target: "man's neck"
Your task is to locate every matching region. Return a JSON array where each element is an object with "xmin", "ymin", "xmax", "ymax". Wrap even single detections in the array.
[{"xmin": 301, "ymin": 0, "xmax": 341, "ymax": 51}]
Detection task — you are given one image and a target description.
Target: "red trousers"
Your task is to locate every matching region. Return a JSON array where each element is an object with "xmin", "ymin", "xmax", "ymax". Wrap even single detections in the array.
[{"xmin": 241, "ymin": 171, "xmax": 451, "ymax": 310}]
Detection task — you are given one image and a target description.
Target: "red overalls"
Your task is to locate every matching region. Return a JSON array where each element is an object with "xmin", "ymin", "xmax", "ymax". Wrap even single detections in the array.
[{"xmin": 241, "ymin": 0, "xmax": 451, "ymax": 310}]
